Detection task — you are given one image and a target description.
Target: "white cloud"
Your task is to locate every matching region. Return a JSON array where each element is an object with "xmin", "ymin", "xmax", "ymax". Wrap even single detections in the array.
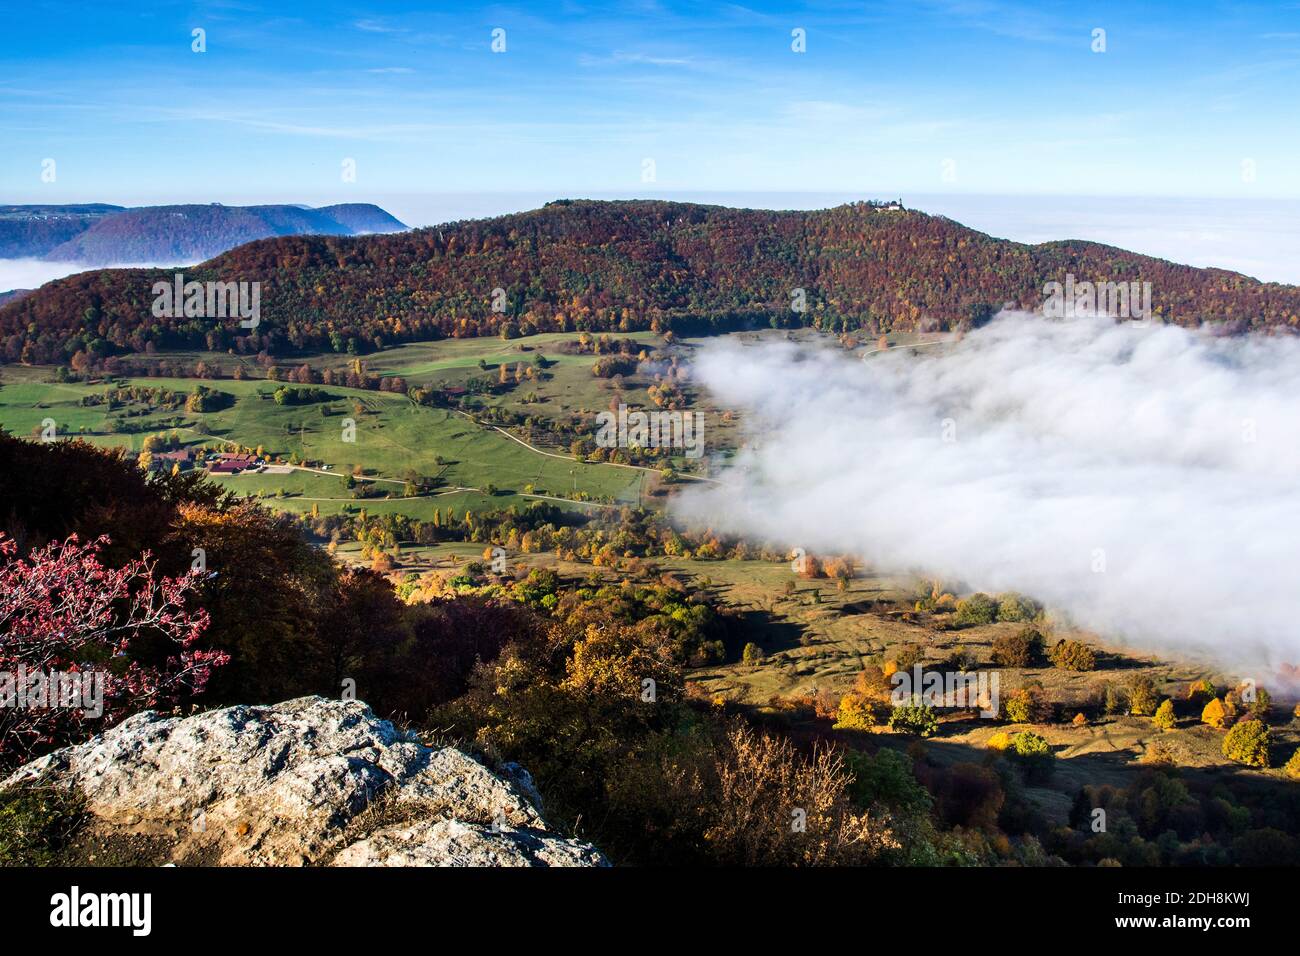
[
  {"xmin": 674, "ymin": 314, "xmax": 1300, "ymax": 672},
  {"xmin": 0, "ymin": 259, "xmax": 190, "ymax": 295},
  {"xmin": 0, "ymin": 259, "xmax": 100, "ymax": 294}
]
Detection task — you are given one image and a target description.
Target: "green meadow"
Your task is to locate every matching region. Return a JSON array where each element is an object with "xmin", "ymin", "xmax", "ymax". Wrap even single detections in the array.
[{"xmin": 0, "ymin": 361, "xmax": 648, "ymax": 511}]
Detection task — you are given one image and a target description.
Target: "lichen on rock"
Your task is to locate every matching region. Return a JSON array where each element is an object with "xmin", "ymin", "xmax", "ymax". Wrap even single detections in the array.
[{"xmin": 0, "ymin": 696, "xmax": 606, "ymax": 867}]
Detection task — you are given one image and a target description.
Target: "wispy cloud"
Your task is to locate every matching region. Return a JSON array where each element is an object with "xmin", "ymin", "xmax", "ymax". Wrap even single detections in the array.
[
  {"xmin": 608, "ymin": 50, "xmax": 692, "ymax": 66},
  {"xmin": 353, "ymin": 18, "xmax": 404, "ymax": 34}
]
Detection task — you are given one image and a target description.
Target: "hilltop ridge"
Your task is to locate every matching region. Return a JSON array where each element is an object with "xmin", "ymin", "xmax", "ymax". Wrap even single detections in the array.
[{"xmin": 2, "ymin": 198, "xmax": 1297, "ymax": 365}]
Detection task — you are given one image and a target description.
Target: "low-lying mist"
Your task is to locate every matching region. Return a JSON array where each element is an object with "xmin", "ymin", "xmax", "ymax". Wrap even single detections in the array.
[
  {"xmin": 674, "ymin": 313, "xmax": 1300, "ymax": 672},
  {"xmin": 0, "ymin": 259, "xmax": 188, "ymax": 295}
]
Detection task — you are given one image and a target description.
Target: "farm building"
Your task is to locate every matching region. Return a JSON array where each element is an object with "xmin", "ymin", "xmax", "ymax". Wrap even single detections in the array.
[{"xmin": 208, "ymin": 452, "xmax": 259, "ymax": 475}]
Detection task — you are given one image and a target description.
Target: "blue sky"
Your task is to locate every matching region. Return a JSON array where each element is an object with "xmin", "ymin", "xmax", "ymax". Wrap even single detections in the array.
[{"xmin": 2, "ymin": 1, "xmax": 1299, "ymax": 215}]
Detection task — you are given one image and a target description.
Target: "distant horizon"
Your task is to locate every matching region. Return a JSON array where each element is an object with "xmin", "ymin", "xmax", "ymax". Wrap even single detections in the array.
[{"xmin": 4, "ymin": 191, "xmax": 1300, "ymax": 289}]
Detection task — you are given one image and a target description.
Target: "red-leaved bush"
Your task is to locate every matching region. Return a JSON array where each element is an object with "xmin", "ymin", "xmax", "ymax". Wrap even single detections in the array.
[{"xmin": 0, "ymin": 532, "xmax": 226, "ymax": 766}]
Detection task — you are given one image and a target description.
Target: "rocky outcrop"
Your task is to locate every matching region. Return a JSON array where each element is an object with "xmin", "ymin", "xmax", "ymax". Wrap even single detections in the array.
[{"xmin": 0, "ymin": 696, "xmax": 606, "ymax": 867}]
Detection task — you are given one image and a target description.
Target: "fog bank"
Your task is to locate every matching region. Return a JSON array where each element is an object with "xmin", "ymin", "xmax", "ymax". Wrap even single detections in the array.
[
  {"xmin": 675, "ymin": 314, "xmax": 1300, "ymax": 670},
  {"xmin": 0, "ymin": 259, "xmax": 189, "ymax": 295}
]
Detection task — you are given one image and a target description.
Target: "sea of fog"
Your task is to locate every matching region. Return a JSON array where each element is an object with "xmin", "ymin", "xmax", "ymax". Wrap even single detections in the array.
[
  {"xmin": 674, "ymin": 314, "xmax": 1300, "ymax": 673},
  {"xmin": 0, "ymin": 258, "xmax": 191, "ymax": 296}
]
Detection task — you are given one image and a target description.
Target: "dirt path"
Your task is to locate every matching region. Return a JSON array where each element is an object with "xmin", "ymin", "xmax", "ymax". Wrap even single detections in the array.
[{"xmin": 454, "ymin": 409, "xmax": 722, "ymax": 485}]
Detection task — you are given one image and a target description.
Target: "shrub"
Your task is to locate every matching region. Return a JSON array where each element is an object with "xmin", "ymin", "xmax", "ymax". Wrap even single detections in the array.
[
  {"xmin": 1072, "ymin": 712, "xmax": 1088, "ymax": 726},
  {"xmin": 1244, "ymin": 686, "xmax": 1272, "ymax": 721},
  {"xmin": 1201, "ymin": 697, "xmax": 1228, "ymax": 729},
  {"xmin": 943, "ymin": 647, "xmax": 977, "ymax": 672},
  {"xmin": 890, "ymin": 643, "xmax": 924, "ymax": 671},
  {"xmin": 991, "ymin": 627, "xmax": 1044, "ymax": 667},
  {"xmin": 844, "ymin": 748, "xmax": 932, "ymax": 816},
  {"xmin": 934, "ymin": 762, "xmax": 1004, "ymax": 830},
  {"xmin": 812, "ymin": 688, "xmax": 839, "ymax": 720},
  {"xmin": 1223, "ymin": 689, "xmax": 1242, "ymax": 720},
  {"xmin": 741, "ymin": 642, "xmax": 765, "ymax": 666},
  {"xmin": 994, "ymin": 592, "xmax": 1038, "ymax": 623},
  {"xmin": 851, "ymin": 665, "xmax": 893, "ymax": 701},
  {"xmin": 1186, "ymin": 679, "xmax": 1216, "ymax": 706},
  {"xmin": 703, "ymin": 726, "xmax": 901, "ymax": 865},
  {"xmin": 835, "ymin": 693, "xmax": 887, "ymax": 731},
  {"xmin": 1139, "ymin": 738, "xmax": 1176, "ymax": 766},
  {"xmin": 1003, "ymin": 686, "xmax": 1049, "ymax": 724},
  {"xmin": 1152, "ymin": 699, "xmax": 1175, "ymax": 731},
  {"xmin": 986, "ymin": 731, "xmax": 1013, "ymax": 751},
  {"xmin": 1128, "ymin": 675, "xmax": 1160, "ymax": 717},
  {"xmin": 1284, "ymin": 749, "xmax": 1300, "ymax": 780},
  {"xmin": 953, "ymin": 592, "xmax": 997, "ymax": 627},
  {"xmin": 0, "ymin": 532, "xmax": 223, "ymax": 767},
  {"xmin": 1222, "ymin": 719, "xmax": 1270, "ymax": 768},
  {"xmin": 889, "ymin": 698, "xmax": 939, "ymax": 737},
  {"xmin": 1050, "ymin": 639, "xmax": 1097, "ymax": 672},
  {"xmin": 1006, "ymin": 731, "xmax": 1055, "ymax": 781},
  {"xmin": 1011, "ymin": 731, "xmax": 1051, "ymax": 757}
]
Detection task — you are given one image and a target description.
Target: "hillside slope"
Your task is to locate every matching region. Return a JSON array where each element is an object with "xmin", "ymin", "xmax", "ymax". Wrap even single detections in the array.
[{"xmin": 2, "ymin": 199, "xmax": 1297, "ymax": 365}]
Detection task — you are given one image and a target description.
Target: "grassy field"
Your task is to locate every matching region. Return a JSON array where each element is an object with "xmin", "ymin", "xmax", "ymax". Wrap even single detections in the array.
[
  {"xmin": 0, "ymin": 330, "xmax": 735, "ymax": 514},
  {"xmin": 0, "ymin": 370, "xmax": 648, "ymax": 510}
]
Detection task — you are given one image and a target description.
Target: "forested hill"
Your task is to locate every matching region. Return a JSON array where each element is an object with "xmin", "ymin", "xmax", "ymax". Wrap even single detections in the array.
[{"xmin": 3, "ymin": 199, "xmax": 1298, "ymax": 365}]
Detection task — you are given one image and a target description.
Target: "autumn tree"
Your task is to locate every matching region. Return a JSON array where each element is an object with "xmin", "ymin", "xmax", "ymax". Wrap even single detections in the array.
[
  {"xmin": 1284, "ymin": 749, "xmax": 1300, "ymax": 780},
  {"xmin": 1222, "ymin": 719, "xmax": 1270, "ymax": 768},
  {"xmin": 1003, "ymin": 685, "xmax": 1049, "ymax": 724},
  {"xmin": 0, "ymin": 532, "xmax": 223, "ymax": 766},
  {"xmin": 835, "ymin": 692, "xmax": 887, "ymax": 730},
  {"xmin": 1152, "ymin": 699, "xmax": 1176, "ymax": 731},
  {"xmin": 1244, "ymin": 686, "xmax": 1272, "ymax": 721},
  {"xmin": 1050, "ymin": 638, "xmax": 1097, "ymax": 672},
  {"xmin": 1127, "ymin": 675, "xmax": 1160, "ymax": 717},
  {"xmin": 1186, "ymin": 679, "xmax": 1216, "ymax": 707},
  {"xmin": 995, "ymin": 592, "xmax": 1038, "ymax": 623},
  {"xmin": 991, "ymin": 627, "xmax": 1044, "ymax": 667},
  {"xmin": 889, "ymin": 697, "xmax": 938, "ymax": 737},
  {"xmin": 1201, "ymin": 697, "xmax": 1228, "ymax": 729},
  {"xmin": 953, "ymin": 592, "xmax": 997, "ymax": 626}
]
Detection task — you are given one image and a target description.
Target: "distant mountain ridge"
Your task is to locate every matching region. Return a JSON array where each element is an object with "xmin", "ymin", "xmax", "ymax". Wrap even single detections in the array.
[
  {"xmin": 0, "ymin": 202, "xmax": 406, "ymax": 266},
  {"xmin": 2, "ymin": 199, "xmax": 1298, "ymax": 366},
  {"xmin": 0, "ymin": 204, "xmax": 125, "ymax": 258}
]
